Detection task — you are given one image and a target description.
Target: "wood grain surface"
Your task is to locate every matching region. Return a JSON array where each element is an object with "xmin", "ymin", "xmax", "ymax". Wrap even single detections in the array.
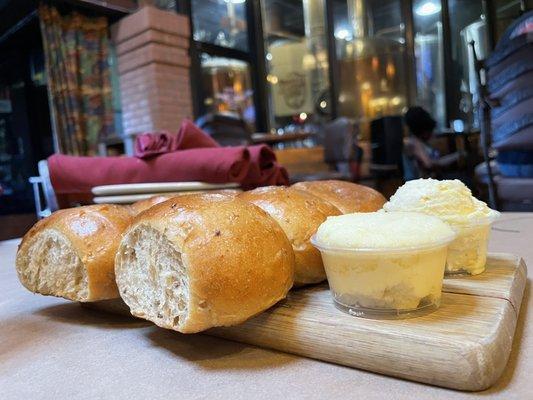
[
  {"xmin": 207, "ymin": 253, "xmax": 527, "ymax": 392},
  {"xmin": 442, "ymin": 253, "xmax": 527, "ymax": 313},
  {"xmin": 87, "ymin": 253, "xmax": 527, "ymax": 392}
]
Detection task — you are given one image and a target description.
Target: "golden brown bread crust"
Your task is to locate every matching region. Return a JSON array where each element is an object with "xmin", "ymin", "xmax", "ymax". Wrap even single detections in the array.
[
  {"xmin": 209, "ymin": 188, "xmax": 242, "ymax": 197},
  {"xmin": 116, "ymin": 193, "xmax": 295, "ymax": 333},
  {"xmin": 16, "ymin": 204, "xmax": 133, "ymax": 301},
  {"xmin": 128, "ymin": 195, "xmax": 176, "ymax": 215},
  {"xmin": 292, "ymin": 180, "xmax": 386, "ymax": 214},
  {"xmin": 128, "ymin": 190, "xmax": 243, "ymax": 215},
  {"xmin": 239, "ymin": 186, "xmax": 341, "ymax": 285}
]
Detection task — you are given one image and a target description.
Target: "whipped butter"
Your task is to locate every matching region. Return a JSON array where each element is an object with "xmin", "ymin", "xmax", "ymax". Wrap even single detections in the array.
[
  {"xmin": 312, "ymin": 212, "xmax": 455, "ymax": 318},
  {"xmin": 383, "ymin": 179, "xmax": 500, "ymax": 275}
]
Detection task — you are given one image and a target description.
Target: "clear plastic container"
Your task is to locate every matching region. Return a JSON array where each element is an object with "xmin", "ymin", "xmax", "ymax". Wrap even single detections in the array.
[
  {"xmin": 445, "ymin": 215, "xmax": 499, "ymax": 276},
  {"xmin": 311, "ymin": 237, "xmax": 455, "ymax": 319}
]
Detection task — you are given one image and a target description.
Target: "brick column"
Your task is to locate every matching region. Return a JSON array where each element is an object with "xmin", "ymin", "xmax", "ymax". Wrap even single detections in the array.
[{"xmin": 111, "ymin": 6, "xmax": 192, "ymax": 137}]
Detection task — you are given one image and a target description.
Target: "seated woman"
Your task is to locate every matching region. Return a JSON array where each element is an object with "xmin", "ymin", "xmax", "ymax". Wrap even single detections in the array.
[{"xmin": 402, "ymin": 107, "xmax": 463, "ymax": 181}]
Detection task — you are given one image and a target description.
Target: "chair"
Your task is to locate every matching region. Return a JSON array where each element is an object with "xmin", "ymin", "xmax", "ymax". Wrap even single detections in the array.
[
  {"xmin": 195, "ymin": 113, "xmax": 252, "ymax": 146},
  {"xmin": 29, "ymin": 160, "xmax": 58, "ymax": 219},
  {"xmin": 369, "ymin": 116, "xmax": 404, "ymax": 198},
  {"xmin": 289, "ymin": 117, "xmax": 362, "ymax": 183},
  {"xmin": 369, "ymin": 116, "xmax": 404, "ymax": 174},
  {"xmin": 323, "ymin": 117, "xmax": 363, "ymax": 180},
  {"xmin": 98, "ymin": 134, "xmax": 136, "ymax": 156},
  {"xmin": 473, "ymin": 10, "xmax": 533, "ymax": 211}
]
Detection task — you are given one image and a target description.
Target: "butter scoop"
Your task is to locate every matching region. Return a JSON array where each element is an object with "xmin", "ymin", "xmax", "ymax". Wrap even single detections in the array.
[
  {"xmin": 314, "ymin": 211, "xmax": 456, "ymax": 251},
  {"xmin": 312, "ymin": 211, "xmax": 455, "ymax": 319},
  {"xmin": 383, "ymin": 179, "xmax": 500, "ymax": 275},
  {"xmin": 383, "ymin": 178, "xmax": 499, "ymax": 225}
]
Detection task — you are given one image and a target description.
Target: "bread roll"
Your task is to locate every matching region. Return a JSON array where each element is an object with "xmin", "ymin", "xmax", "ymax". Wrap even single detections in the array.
[
  {"xmin": 239, "ymin": 186, "xmax": 341, "ymax": 285},
  {"xmin": 292, "ymin": 180, "xmax": 386, "ymax": 214},
  {"xmin": 209, "ymin": 188, "xmax": 242, "ymax": 197},
  {"xmin": 129, "ymin": 190, "xmax": 242, "ymax": 215},
  {"xmin": 129, "ymin": 195, "xmax": 176, "ymax": 215},
  {"xmin": 115, "ymin": 193, "xmax": 295, "ymax": 333},
  {"xmin": 16, "ymin": 204, "xmax": 133, "ymax": 302}
]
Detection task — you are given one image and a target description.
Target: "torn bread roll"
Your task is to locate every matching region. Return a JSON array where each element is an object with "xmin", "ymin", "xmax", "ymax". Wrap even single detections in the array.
[
  {"xmin": 292, "ymin": 180, "xmax": 386, "ymax": 214},
  {"xmin": 115, "ymin": 193, "xmax": 295, "ymax": 333},
  {"xmin": 239, "ymin": 186, "xmax": 341, "ymax": 285},
  {"xmin": 16, "ymin": 204, "xmax": 133, "ymax": 302}
]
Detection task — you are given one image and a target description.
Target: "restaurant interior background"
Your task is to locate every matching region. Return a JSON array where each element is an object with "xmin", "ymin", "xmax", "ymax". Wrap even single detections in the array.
[{"xmin": 0, "ymin": 0, "xmax": 531, "ymax": 239}]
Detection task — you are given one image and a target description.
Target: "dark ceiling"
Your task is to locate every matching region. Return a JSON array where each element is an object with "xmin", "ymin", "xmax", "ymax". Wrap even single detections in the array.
[
  {"xmin": 0, "ymin": 0, "xmax": 136, "ymax": 47},
  {"xmin": 0, "ymin": 0, "xmax": 39, "ymax": 44},
  {"xmin": 0, "ymin": 0, "xmax": 11, "ymax": 12}
]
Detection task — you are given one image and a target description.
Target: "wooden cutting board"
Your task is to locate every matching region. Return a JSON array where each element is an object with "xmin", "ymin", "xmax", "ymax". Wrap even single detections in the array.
[
  {"xmin": 207, "ymin": 253, "xmax": 527, "ymax": 391},
  {"xmin": 88, "ymin": 253, "xmax": 527, "ymax": 391}
]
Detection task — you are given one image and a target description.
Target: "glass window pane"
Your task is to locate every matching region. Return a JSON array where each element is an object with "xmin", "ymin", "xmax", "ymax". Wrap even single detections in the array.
[
  {"xmin": 261, "ymin": 0, "xmax": 331, "ymax": 131},
  {"xmin": 109, "ymin": 45, "xmax": 124, "ymax": 137},
  {"xmin": 199, "ymin": 54, "xmax": 255, "ymax": 128},
  {"xmin": 448, "ymin": 0, "xmax": 488, "ymax": 128},
  {"xmin": 192, "ymin": 0, "xmax": 249, "ymax": 52},
  {"xmin": 0, "ymin": 81, "xmax": 43, "ymax": 214},
  {"xmin": 334, "ymin": 0, "xmax": 408, "ymax": 139},
  {"xmin": 413, "ymin": 0, "xmax": 446, "ymax": 128}
]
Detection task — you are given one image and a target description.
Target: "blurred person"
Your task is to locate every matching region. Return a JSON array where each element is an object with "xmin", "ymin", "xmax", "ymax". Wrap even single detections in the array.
[{"xmin": 403, "ymin": 106, "xmax": 463, "ymax": 181}]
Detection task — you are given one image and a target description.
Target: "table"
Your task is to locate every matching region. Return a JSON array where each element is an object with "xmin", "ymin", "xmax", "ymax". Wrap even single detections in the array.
[
  {"xmin": 1, "ymin": 213, "xmax": 531, "ymax": 400},
  {"xmin": 434, "ymin": 129, "xmax": 480, "ymax": 154},
  {"xmin": 251, "ymin": 132, "xmax": 312, "ymax": 145}
]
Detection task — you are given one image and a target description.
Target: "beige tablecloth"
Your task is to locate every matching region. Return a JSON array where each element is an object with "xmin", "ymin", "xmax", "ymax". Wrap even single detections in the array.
[{"xmin": 1, "ymin": 213, "xmax": 531, "ymax": 400}]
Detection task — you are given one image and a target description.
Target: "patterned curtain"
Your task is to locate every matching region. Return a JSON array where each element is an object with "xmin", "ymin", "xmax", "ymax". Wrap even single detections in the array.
[{"xmin": 39, "ymin": 4, "xmax": 114, "ymax": 155}]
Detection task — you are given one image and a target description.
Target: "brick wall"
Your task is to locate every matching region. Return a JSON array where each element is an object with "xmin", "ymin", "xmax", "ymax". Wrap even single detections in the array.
[{"xmin": 111, "ymin": 6, "xmax": 193, "ymax": 137}]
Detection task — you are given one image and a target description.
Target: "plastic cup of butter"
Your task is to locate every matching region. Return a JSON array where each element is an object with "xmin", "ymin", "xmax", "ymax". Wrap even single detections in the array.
[
  {"xmin": 444, "ymin": 214, "xmax": 500, "ymax": 277},
  {"xmin": 311, "ymin": 235, "xmax": 456, "ymax": 320}
]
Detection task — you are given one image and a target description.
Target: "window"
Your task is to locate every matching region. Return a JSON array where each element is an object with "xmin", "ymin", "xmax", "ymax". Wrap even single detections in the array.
[
  {"xmin": 334, "ymin": 0, "xmax": 408, "ymax": 138},
  {"xmin": 0, "ymin": 46, "xmax": 53, "ymax": 215},
  {"xmin": 188, "ymin": 0, "xmax": 258, "ymax": 129},
  {"xmin": 261, "ymin": 0, "xmax": 331, "ymax": 131},
  {"xmin": 192, "ymin": 0, "xmax": 249, "ymax": 52},
  {"xmin": 413, "ymin": 0, "xmax": 446, "ymax": 127},
  {"xmin": 109, "ymin": 45, "xmax": 124, "ymax": 137},
  {"xmin": 186, "ymin": 0, "xmax": 518, "ymax": 135},
  {"xmin": 199, "ymin": 54, "xmax": 255, "ymax": 126},
  {"xmin": 448, "ymin": 0, "xmax": 488, "ymax": 127}
]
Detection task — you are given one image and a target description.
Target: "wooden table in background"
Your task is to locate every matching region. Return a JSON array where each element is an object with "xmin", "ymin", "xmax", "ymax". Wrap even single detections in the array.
[
  {"xmin": 434, "ymin": 129, "xmax": 480, "ymax": 154},
  {"xmin": 274, "ymin": 142, "xmax": 374, "ymax": 177},
  {"xmin": 251, "ymin": 132, "xmax": 312, "ymax": 145},
  {"xmin": 274, "ymin": 146, "xmax": 330, "ymax": 177}
]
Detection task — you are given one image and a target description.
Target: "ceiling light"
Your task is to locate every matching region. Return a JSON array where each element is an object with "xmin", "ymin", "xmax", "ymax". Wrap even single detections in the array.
[
  {"xmin": 415, "ymin": 1, "xmax": 441, "ymax": 16},
  {"xmin": 266, "ymin": 74, "xmax": 278, "ymax": 84},
  {"xmin": 334, "ymin": 29, "xmax": 352, "ymax": 40}
]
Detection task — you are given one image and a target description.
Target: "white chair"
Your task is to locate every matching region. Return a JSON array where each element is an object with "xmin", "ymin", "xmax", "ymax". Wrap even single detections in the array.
[{"xmin": 29, "ymin": 160, "xmax": 58, "ymax": 219}]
